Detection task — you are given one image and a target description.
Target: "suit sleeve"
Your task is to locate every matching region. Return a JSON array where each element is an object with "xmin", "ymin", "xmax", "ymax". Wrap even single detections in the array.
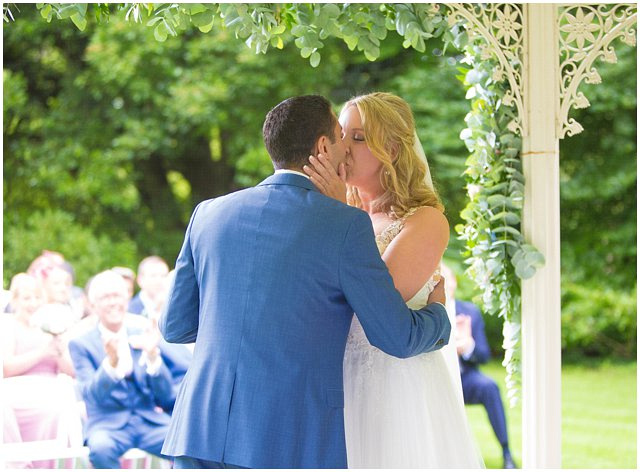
[
  {"xmin": 468, "ymin": 304, "xmax": 491, "ymax": 365},
  {"xmin": 339, "ymin": 211, "xmax": 451, "ymax": 358},
  {"xmin": 160, "ymin": 203, "xmax": 202, "ymax": 343},
  {"xmin": 147, "ymin": 360, "xmax": 178, "ymax": 410}
]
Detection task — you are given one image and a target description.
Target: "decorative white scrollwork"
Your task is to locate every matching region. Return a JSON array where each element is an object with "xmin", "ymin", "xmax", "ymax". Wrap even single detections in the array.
[
  {"xmin": 446, "ymin": 3, "xmax": 526, "ymax": 136},
  {"xmin": 558, "ymin": 4, "xmax": 637, "ymax": 138}
]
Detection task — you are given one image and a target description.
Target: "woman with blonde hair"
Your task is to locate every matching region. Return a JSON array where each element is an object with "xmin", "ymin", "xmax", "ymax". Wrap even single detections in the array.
[
  {"xmin": 2, "ymin": 273, "xmax": 80, "ymax": 468},
  {"xmin": 304, "ymin": 92, "xmax": 483, "ymax": 468}
]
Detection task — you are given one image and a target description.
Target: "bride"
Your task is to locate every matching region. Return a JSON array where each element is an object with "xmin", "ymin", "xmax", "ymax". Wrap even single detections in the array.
[{"xmin": 305, "ymin": 92, "xmax": 483, "ymax": 468}]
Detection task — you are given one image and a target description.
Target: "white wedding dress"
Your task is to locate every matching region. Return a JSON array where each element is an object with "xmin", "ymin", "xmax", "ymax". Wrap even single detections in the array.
[{"xmin": 343, "ymin": 210, "xmax": 484, "ymax": 468}]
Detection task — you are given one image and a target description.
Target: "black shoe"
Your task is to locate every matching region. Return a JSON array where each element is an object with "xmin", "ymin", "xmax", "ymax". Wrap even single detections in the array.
[{"xmin": 503, "ymin": 455, "xmax": 517, "ymax": 469}]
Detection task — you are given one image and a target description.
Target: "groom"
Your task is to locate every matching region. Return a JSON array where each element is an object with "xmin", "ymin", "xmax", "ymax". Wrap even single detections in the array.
[{"xmin": 159, "ymin": 95, "xmax": 451, "ymax": 469}]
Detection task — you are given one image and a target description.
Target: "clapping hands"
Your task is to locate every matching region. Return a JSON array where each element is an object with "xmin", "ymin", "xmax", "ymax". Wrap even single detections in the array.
[
  {"xmin": 455, "ymin": 314, "xmax": 474, "ymax": 355},
  {"xmin": 129, "ymin": 318, "xmax": 161, "ymax": 363}
]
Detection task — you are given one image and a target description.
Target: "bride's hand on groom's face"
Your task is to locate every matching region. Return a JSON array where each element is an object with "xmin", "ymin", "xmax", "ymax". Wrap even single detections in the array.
[{"xmin": 303, "ymin": 154, "xmax": 347, "ymax": 204}]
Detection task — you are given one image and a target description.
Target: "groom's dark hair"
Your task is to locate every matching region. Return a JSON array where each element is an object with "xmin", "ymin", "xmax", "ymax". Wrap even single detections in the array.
[{"xmin": 263, "ymin": 95, "xmax": 337, "ymax": 169}]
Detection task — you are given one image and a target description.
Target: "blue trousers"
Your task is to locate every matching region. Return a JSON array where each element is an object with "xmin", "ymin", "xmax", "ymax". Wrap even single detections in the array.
[
  {"xmin": 87, "ymin": 415, "xmax": 169, "ymax": 468},
  {"xmin": 461, "ymin": 369, "xmax": 509, "ymax": 448},
  {"xmin": 174, "ymin": 456, "xmax": 247, "ymax": 468}
]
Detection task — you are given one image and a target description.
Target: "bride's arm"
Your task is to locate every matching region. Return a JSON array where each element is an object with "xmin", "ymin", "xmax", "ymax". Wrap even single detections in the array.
[{"xmin": 382, "ymin": 206, "xmax": 449, "ymax": 302}]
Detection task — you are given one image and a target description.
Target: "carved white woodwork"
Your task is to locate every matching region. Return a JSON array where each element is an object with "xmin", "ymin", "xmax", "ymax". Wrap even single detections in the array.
[
  {"xmin": 558, "ymin": 3, "xmax": 637, "ymax": 137},
  {"xmin": 442, "ymin": 3, "xmax": 636, "ymax": 468},
  {"xmin": 446, "ymin": 3, "xmax": 526, "ymax": 136}
]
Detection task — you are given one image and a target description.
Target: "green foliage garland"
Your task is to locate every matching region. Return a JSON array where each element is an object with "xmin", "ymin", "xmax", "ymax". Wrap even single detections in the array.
[
  {"xmin": 8, "ymin": 3, "xmax": 548, "ymax": 402},
  {"xmin": 455, "ymin": 37, "xmax": 545, "ymax": 405}
]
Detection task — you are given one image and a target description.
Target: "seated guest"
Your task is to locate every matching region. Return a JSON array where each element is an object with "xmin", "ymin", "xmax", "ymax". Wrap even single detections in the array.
[
  {"xmin": 441, "ymin": 265, "xmax": 517, "ymax": 469},
  {"xmin": 2, "ymin": 273, "xmax": 79, "ymax": 468},
  {"xmin": 68, "ymin": 270, "xmax": 175, "ymax": 469},
  {"xmin": 27, "ymin": 251, "xmax": 84, "ymax": 326},
  {"xmin": 68, "ymin": 273, "xmax": 192, "ymax": 390},
  {"xmin": 128, "ymin": 256, "xmax": 170, "ymax": 319},
  {"xmin": 112, "ymin": 266, "xmax": 136, "ymax": 299}
]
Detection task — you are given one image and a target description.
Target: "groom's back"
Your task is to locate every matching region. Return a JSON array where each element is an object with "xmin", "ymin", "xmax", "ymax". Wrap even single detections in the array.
[
  {"xmin": 164, "ymin": 174, "xmax": 363, "ymax": 468},
  {"xmin": 189, "ymin": 176, "xmax": 356, "ymax": 358}
]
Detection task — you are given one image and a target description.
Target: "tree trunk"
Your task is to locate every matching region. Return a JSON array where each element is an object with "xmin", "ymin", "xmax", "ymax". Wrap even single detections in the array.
[
  {"xmin": 174, "ymin": 133, "xmax": 236, "ymax": 206},
  {"xmin": 134, "ymin": 154, "xmax": 185, "ymax": 231}
]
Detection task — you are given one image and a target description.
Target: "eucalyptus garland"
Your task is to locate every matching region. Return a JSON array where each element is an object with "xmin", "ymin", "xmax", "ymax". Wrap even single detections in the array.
[
  {"xmin": 455, "ymin": 37, "xmax": 545, "ymax": 406},
  {"xmin": 13, "ymin": 2, "xmax": 545, "ymax": 403}
]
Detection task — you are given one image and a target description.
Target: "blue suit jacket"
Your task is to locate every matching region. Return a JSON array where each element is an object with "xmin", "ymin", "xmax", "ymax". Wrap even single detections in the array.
[
  {"xmin": 159, "ymin": 173, "xmax": 451, "ymax": 468},
  {"xmin": 456, "ymin": 299, "xmax": 491, "ymax": 372},
  {"xmin": 68, "ymin": 327, "xmax": 175, "ymax": 438}
]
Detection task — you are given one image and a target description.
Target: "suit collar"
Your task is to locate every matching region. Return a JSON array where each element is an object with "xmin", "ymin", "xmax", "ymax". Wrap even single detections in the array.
[{"xmin": 258, "ymin": 172, "xmax": 319, "ymax": 193}]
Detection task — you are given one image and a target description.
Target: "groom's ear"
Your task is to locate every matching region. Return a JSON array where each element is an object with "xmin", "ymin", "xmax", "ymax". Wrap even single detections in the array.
[{"xmin": 316, "ymin": 135, "xmax": 329, "ymax": 155}]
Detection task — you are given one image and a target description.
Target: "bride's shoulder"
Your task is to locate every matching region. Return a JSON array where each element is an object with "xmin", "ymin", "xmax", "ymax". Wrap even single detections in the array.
[{"xmin": 403, "ymin": 206, "xmax": 449, "ymax": 236}]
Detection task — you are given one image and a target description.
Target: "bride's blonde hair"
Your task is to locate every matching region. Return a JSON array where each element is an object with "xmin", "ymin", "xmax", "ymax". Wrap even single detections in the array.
[{"xmin": 343, "ymin": 92, "xmax": 444, "ymax": 218}]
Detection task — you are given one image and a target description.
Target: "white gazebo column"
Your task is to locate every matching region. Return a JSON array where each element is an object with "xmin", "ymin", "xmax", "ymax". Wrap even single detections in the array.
[{"xmin": 521, "ymin": 3, "xmax": 562, "ymax": 468}]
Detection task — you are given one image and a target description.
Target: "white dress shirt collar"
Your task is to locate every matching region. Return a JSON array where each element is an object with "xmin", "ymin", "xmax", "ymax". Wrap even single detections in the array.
[{"xmin": 274, "ymin": 169, "xmax": 310, "ymax": 180}]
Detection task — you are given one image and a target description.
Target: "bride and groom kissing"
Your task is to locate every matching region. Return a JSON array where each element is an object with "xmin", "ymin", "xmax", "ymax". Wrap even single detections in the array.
[{"xmin": 159, "ymin": 93, "xmax": 483, "ymax": 468}]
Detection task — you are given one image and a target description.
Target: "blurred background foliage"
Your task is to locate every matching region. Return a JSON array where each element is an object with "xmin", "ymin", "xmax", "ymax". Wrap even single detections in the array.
[{"xmin": 3, "ymin": 4, "xmax": 636, "ymax": 359}]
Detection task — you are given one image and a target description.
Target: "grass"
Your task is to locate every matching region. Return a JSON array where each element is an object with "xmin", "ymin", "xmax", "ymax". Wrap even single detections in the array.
[{"xmin": 465, "ymin": 359, "xmax": 637, "ymax": 469}]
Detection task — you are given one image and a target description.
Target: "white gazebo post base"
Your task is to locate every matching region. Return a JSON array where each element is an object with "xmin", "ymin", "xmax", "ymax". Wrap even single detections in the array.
[{"xmin": 521, "ymin": 3, "xmax": 563, "ymax": 468}]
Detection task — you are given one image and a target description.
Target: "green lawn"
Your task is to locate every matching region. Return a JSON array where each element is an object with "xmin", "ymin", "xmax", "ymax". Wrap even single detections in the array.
[{"xmin": 466, "ymin": 359, "xmax": 637, "ymax": 469}]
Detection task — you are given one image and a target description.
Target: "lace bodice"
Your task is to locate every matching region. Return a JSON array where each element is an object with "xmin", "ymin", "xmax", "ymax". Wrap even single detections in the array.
[{"xmin": 346, "ymin": 207, "xmax": 441, "ymax": 355}]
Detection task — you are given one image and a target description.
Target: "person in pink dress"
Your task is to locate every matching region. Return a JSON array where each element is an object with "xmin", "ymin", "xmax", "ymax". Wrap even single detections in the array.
[{"xmin": 2, "ymin": 273, "xmax": 80, "ymax": 468}]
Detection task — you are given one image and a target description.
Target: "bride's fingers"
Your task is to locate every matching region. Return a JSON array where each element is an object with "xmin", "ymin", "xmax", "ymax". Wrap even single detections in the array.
[
  {"xmin": 312, "ymin": 154, "xmax": 338, "ymax": 179},
  {"xmin": 303, "ymin": 167, "xmax": 327, "ymax": 192},
  {"xmin": 338, "ymin": 162, "xmax": 347, "ymax": 183},
  {"xmin": 305, "ymin": 154, "xmax": 347, "ymax": 203},
  {"xmin": 303, "ymin": 162, "xmax": 326, "ymax": 185}
]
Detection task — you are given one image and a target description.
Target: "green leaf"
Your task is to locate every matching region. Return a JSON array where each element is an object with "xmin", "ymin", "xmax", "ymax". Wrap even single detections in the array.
[
  {"xmin": 493, "ymin": 225, "xmax": 521, "ymax": 236},
  {"xmin": 487, "ymin": 194, "xmax": 507, "ymax": 207},
  {"xmin": 198, "ymin": 20, "xmax": 215, "ymax": 33},
  {"xmin": 343, "ymin": 35, "xmax": 358, "ymax": 51},
  {"xmin": 70, "ymin": 12, "xmax": 87, "ymax": 31},
  {"xmin": 56, "ymin": 5, "xmax": 76, "ymax": 19},
  {"xmin": 491, "ymin": 211, "xmax": 520, "ymax": 225},
  {"xmin": 515, "ymin": 262, "xmax": 536, "ymax": 279},
  {"xmin": 191, "ymin": 11, "xmax": 214, "ymax": 27},
  {"xmin": 154, "ymin": 24, "xmax": 168, "ymax": 42},
  {"xmin": 147, "ymin": 16, "xmax": 163, "ymax": 26},
  {"xmin": 309, "ymin": 51, "xmax": 321, "ymax": 67},
  {"xmin": 291, "ymin": 24, "xmax": 307, "ymax": 37},
  {"xmin": 271, "ymin": 23, "xmax": 286, "ymax": 35},
  {"xmin": 76, "ymin": 3, "xmax": 87, "ymax": 16},
  {"xmin": 39, "ymin": 4, "xmax": 52, "ymax": 20},
  {"xmin": 187, "ymin": 4, "xmax": 208, "ymax": 15},
  {"xmin": 525, "ymin": 250, "xmax": 545, "ymax": 268}
]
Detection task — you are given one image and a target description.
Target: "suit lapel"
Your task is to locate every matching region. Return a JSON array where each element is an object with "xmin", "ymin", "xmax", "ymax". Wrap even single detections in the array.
[{"xmin": 86, "ymin": 328, "xmax": 107, "ymax": 369}]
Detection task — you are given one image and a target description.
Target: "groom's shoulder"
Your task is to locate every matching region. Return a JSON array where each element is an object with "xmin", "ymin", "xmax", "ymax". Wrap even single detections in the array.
[{"xmin": 194, "ymin": 187, "xmax": 254, "ymax": 211}]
